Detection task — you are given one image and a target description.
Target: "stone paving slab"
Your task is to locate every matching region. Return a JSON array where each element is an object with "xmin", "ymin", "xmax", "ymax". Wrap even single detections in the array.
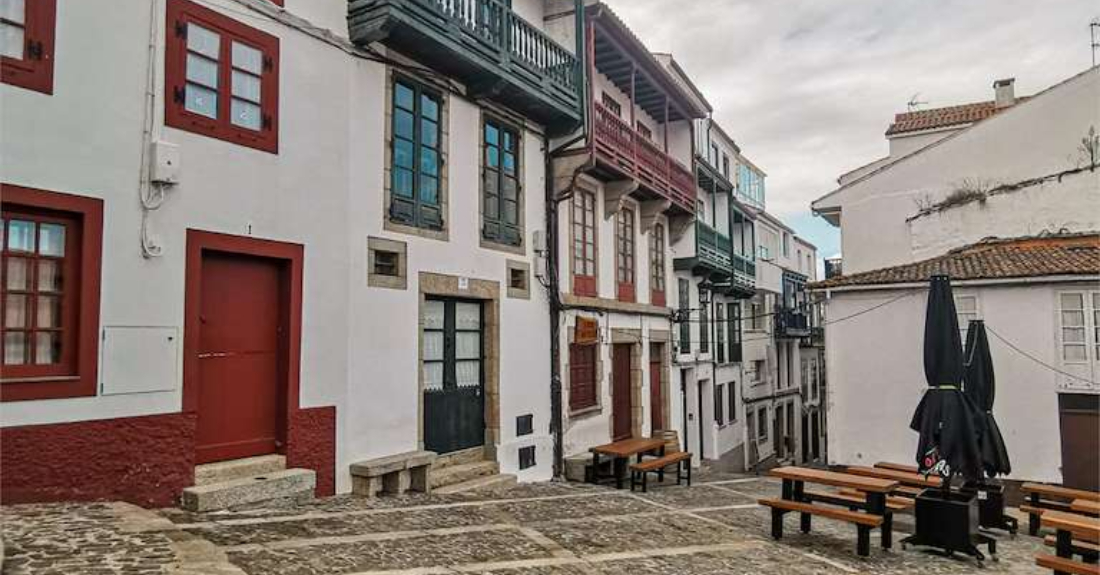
[
  {"xmin": 533, "ymin": 512, "xmax": 740, "ymax": 557},
  {"xmin": 225, "ymin": 527, "xmax": 552, "ymax": 574}
]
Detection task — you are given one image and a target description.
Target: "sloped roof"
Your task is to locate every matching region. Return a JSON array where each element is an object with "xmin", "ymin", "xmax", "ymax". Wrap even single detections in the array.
[
  {"xmin": 885, "ymin": 98, "xmax": 1028, "ymax": 137},
  {"xmin": 809, "ymin": 234, "xmax": 1099, "ymax": 289}
]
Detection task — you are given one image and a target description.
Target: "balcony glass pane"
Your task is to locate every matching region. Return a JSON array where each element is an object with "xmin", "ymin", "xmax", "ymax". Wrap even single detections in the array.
[
  {"xmin": 38, "ymin": 222, "xmax": 66, "ymax": 257},
  {"xmin": 394, "ymin": 82, "xmax": 414, "ymax": 111},
  {"xmin": 421, "ymin": 94, "xmax": 438, "ymax": 120},
  {"xmin": 394, "ymin": 109, "xmax": 414, "ymax": 139},
  {"xmin": 185, "ymin": 84, "xmax": 218, "ymax": 119},
  {"xmin": 5, "ymin": 257, "xmax": 28, "ymax": 290},
  {"xmin": 231, "ymin": 70, "xmax": 261, "ymax": 103},
  {"xmin": 186, "ymin": 54, "xmax": 219, "ymax": 88},
  {"xmin": 7, "ymin": 220, "xmax": 34, "ymax": 252},
  {"xmin": 231, "ymin": 41, "xmax": 262, "ymax": 74},
  {"xmin": 0, "ymin": 0, "xmax": 26, "ymax": 24},
  {"xmin": 3, "ymin": 331, "xmax": 27, "ymax": 364},
  {"xmin": 4, "ymin": 294, "xmax": 27, "ymax": 328},
  {"xmin": 38, "ymin": 260, "xmax": 62, "ymax": 292},
  {"xmin": 421, "ymin": 119, "xmax": 438, "ymax": 148},
  {"xmin": 34, "ymin": 331, "xmax": 61, "ymax": 364},
  {"xmin": 392, "ymin": 168, "xmax": 413, "ymax": 198},
  {"xmin": 187, "ymin": 23, "xmax": 220, "ymax": 59},
  {"xmin": 419, "ymin": 176, "xmax": 438, "ymax": 204},
  {"xmin": 36, "ymin": 294, "xmax": 60, "ymax": 328},
  {"xmin": 420, "ymin": 149, "xmax": 438, "ymax": 176},
  {"xmin": 394, "ymin": 139, "xmax": 413, "ymax": 169},
  {"xmin": 0, "ymin": 22, "xmax": 24, "ymax": 60},
  {"xmin": 231, "ymin": 98, "xmax": 261, "ymax": 130}
]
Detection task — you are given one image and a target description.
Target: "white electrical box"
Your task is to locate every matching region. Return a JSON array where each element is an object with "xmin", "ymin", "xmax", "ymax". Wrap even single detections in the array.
[
  {"xmin": 100, "ymin": 326, "xmax": 179, "ymax": 395},
  {"xmin": 532, "ymin": 230, "xmax": 546, "ymax": 253},
  {"xmin": 149, "ymin": 140, "xmax": 181, "ymax": 184}
]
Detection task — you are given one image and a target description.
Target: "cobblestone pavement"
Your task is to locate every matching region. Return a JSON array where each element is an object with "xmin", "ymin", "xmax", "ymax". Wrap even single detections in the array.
[{"xmin": 2, "ymin": 472, "xmax": 1052, "ymax": 574}]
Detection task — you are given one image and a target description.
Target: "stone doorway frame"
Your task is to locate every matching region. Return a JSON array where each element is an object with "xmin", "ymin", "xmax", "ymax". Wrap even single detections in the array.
[
  {"xmin": 609, "ymin": 328, "xmax": 642, "ymax": 439},
  {"xmin": 417, "ymin": 272, "xmax": 501, "ymax": 459}
]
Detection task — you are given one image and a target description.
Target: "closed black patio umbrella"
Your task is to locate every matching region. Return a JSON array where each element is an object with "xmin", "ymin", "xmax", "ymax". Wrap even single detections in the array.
[
  {"xmin": 903, "ymin": 275, "xmax": 997, "ymax": 562},
  {"xmin": 909, "ymin": 275, "xmax": 984, "ymax": 484},
  {"xmin": 963, "ymin": 320, "xmax": 1011, "ymax": 477}
]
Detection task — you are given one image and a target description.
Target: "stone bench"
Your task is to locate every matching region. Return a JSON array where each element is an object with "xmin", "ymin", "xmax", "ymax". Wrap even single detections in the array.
[{"xmin": 350, "ymin": 451, "xmax": 436, "ymax": 498}]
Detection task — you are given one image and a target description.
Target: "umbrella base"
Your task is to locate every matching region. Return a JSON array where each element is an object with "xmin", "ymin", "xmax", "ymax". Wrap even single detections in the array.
[
  {"xmin": 961, "ymin": 481, "xmax": 1019, "ymax": 535},
  {"xmin": 901, "ymin": 489, "xmax": 997, "ymax": 566}
]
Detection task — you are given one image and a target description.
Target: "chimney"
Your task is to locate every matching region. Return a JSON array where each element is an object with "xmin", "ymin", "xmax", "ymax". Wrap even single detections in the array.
[{"xmin": 993, "ymin": 78, "xmax": 1016, "ymax": 109}]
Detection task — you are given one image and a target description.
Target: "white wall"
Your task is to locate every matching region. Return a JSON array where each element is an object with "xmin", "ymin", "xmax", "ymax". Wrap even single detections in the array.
[
  {"xmin": 824, "ymin": 282, "xmax": 1087, "ymax": 482},
  {"xmin": 817, "ymin": 68, "xmax": 1100, "ymax": 274},
  {"xmin": 0, "ymin": 0, "xmax": 556, "ymax": 490},
  {"xmin": 908, "ymin": 170, "xmax": 1100, "ymax": 261}
]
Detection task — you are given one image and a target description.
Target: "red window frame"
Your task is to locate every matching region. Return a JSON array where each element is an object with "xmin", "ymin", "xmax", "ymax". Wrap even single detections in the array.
[
  {"xmin": 165, "ymin": 0, "xmax": 280, "ymax": 153},
  {"xmin": 1, "ymin": 0, "xmax": 57, "ymax": 94},
  {"xmin": 1, "ymin": 184, "xmax": 102, "ymax": 402},
  {"xmin": 568, "ymin": 343, "xmax": 597, "ymax": 411},
  {"xmin": 572, "ymin": 190, "xmax": 597, "ymax": 297},
  {"xmin": 616, "ymin": 208, "xmax": 635, "ymax": 303},
  {"xmin": 649, "ymin": 223, "xmax": 666, "ymax": 307}
]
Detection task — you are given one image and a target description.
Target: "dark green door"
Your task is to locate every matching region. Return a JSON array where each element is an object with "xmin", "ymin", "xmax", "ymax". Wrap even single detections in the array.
[{"xmin": 423, "ymin": 298, "xmax": 485, "ymax": 454}]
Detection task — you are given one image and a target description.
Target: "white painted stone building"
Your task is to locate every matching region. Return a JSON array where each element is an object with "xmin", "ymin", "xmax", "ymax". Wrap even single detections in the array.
[
  {"xmin": 0, "ymin": 0, "xmax": 584, "ymax": 506},
  {"xmin": 810, "ymin": 67, "xmax": 1100, "ymax": 489}
]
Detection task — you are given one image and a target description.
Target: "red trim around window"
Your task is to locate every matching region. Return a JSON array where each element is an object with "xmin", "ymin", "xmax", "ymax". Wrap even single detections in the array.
[
  {"xmin": 165, "ymin": 0, "xmax": 280, "ymax": 153},
  {"xmin": 182, "ymin": 230, "xmax": 302, "ymax": 417},
  {"xmin": 1, "ymin": 185, "xmax": 102, "ymax": 402},
  {"xmin": 1, "ymin": 0, "xmax": 57, "ymax": 94}
]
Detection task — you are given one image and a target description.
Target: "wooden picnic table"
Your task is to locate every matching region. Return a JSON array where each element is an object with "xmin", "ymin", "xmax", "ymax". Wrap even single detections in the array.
[
  {"xmin": 590, "ymin": 437, "xmax": 666, "ymax": 489},
  {"xmin": 846, "ymin": 465, "xmax": 942, "ymax": 489},
  {"xmin": 1072, "ymin": 499, "xmax": 1100, "ymax": 517},
  {"xmin": 875, "ymin": 461, "xmax": 919, "ymax": 474},
  {"xmin": 768, "ymin": 466, "xmax": 899, "ymax": 554}
]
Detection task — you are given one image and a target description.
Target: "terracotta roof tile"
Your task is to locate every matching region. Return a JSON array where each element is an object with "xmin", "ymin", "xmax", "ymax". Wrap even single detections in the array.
[
  {"xmin": 885, "ymin": 98, "xmax": 1027, "ymax": 136},
  {"xmin": 810, "ymin": 234, "xmax": 1099, "ymax": 289}
]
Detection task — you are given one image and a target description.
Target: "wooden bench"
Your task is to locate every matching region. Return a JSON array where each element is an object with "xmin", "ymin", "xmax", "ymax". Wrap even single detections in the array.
[
  {"xmin": 1040, "ymin": 510, "xmax": 1100, "ymax": 575},
  {"xmin": 759, "ymin": 497, "xmax": 884, "ymax": 557},
  {"xmin": 590, "ymin": 437, "xmax": 666, "ymax": 489},
  {"xmin": 1024, "ymin": 483, "xmax": 1100, "ymax": 536},
  {"xmin": 629, "ymin": 451, "xmax": 691, "ymax": 492},
  {"xmin": 846, "ymin": 465, "xmax": 942, "ymax": 489},
  {"xmin": 350, "ymin": 450, "xmax": 436, "ymax": 498},
  {"xmin": 1036, "ymin": 554, "xmax": 1100, "ymax": 575},
  {"xmin": 833, "ymin": 488, "xmax": 914, "ymax": 511},
  {"xmin": 1044, "ymin": 534, "xmax": 1100, "ymax": 559}
]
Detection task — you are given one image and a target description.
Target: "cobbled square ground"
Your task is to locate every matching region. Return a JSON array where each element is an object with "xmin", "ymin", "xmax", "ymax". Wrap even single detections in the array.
[{"xmin": 1, "ymin": 473, "xmax": 1051, "ymax": 574}]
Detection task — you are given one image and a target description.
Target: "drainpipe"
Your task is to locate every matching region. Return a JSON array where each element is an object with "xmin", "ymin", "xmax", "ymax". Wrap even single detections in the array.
[{"xmin": 546, "ymin": 0, "xmax": 588, "ymax": 480}]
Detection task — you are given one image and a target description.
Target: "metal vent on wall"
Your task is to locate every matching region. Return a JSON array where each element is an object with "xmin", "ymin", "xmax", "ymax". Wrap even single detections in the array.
[
  {"xmin": 518, "ymin": 446, "xmax": 536, "ymax": 470},
  {"xmin": 516, "ymin": 414, "xmax": 533, "ymax": 437}
]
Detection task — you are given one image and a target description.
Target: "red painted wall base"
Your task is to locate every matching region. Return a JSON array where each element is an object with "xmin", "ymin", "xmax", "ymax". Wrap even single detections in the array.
[
  {"xmin": 0, "ymin": 413, "xmax": 197, "ymax": 508},
  {"xmin": 0, "ymin": 405, "xmax": 338, "ymax": 507},
  {"xmin": 287, "ymin": 406, "xmax": 337, "ymax": 497}
]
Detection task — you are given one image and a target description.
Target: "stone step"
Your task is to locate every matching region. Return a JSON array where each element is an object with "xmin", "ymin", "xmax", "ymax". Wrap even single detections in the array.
[
  {"xmin": 194, "ymin": 455, "xmax": 287, "ymax": 487},
  {"xmin": 433, "ymin": 473, "xmax": 517, "ymax": 495},
  {"xmin": 180, "ymin": 469, "xmax": 315, "ymax": 512},
  {"xmin": 430, "ymin": 460, "xmax": 499, "ymax": 489},
  {"xmin": 431, "ymin": 447, "xmax": 486, "ymax": 470}
]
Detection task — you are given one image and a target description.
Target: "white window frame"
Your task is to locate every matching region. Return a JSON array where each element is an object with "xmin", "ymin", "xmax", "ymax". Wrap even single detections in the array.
[{"xmin": 1056, "ymin": 290, "xmax": 1100, "ymax": 390}]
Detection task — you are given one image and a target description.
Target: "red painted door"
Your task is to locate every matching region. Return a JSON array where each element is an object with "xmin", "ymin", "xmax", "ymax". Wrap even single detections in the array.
[
  {"xmin": 649, "ymin": 343, "xmax": 663, "ymax": 431},
  {"xmin": 196, "ymin": 252, "xmax": 283, "ymax": 464},
  {"xmin": 612, "ymin": 344, "xmax": 632, "ymax": 441}
]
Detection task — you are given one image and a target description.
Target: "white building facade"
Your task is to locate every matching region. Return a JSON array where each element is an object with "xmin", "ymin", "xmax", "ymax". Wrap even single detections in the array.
[
  {"xmin": 810, "ymin": 67, "xmax": 1100, "ymax": 489},
  {"xmin": 0, "ymin": 0, "xmax": 583, "ymax": 506}
]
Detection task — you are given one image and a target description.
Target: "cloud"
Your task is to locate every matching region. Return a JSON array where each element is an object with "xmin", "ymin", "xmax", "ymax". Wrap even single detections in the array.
[{"xmin": 606, "ymin": 0, "xmax": 1098, "ymax": 219}]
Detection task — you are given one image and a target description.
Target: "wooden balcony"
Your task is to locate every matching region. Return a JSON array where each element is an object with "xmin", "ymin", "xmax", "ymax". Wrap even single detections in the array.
[
  {"xmin": 674, "ymin": 221, "xmax": 755, "ymax": 297},
  {"xmin": 348, "ymin": 0, "xmax": 582, "ymax": 134},
  {"xmin": 776, "ymin": 308, "xmax": 812, "ymax": 339},
  {"xmin": 591, "ymin": 102, "xmax": 696, "ymax": 213}
]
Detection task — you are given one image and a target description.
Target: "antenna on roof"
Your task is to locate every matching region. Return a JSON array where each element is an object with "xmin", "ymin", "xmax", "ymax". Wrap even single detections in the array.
[
  {"xmin": 1091, "ymin": 17, "xmax": 1100, "ymax": 67},
  {"xmin": 907, "ymin": 93, "xmax": 928, "ymax": 112}
]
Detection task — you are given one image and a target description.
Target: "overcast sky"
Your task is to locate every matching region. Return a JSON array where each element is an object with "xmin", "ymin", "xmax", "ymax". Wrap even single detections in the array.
[{"xmin": 609, "ymin": 0, "xmax": 1099, "ymax": 258}]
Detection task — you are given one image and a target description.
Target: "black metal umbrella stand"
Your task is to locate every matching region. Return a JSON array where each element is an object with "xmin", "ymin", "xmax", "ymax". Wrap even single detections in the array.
[{"xmin": 960, "ymin": 480, "xmax": 1018, "ymax": 534}]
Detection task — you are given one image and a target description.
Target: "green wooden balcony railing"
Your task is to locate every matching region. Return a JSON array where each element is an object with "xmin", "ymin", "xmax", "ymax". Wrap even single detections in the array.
[{"xmin": 349, "ymin": 0, "xmax": 582, "ymax": 132}]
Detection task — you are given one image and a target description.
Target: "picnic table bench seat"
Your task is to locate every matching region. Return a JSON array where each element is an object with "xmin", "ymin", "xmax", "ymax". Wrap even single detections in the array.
[
  {"xmin": 1044, "ymin": 534, "xmax": 1100, "ymax": 557},
  {"xmin": 1036, "ymin": 554, "xmax": 1100, "ymax": 575},
  {"xmin": 629, "ymin": 451, "xmax": 691, "ymax": 492},
  {"xmin": 759, "ymin": 497, "xmax": 884, "ymax": 557},
  {"xmin": 830, "ymin": 488, "xmax": 914, "ymax": 511},
  {"xmin": 875, "ymin": 461, "xmax": 919, "ymax": 474},
  {"xmin": 1024, "ymin": 483, "xmax": 1100, "ymax": 536}
]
